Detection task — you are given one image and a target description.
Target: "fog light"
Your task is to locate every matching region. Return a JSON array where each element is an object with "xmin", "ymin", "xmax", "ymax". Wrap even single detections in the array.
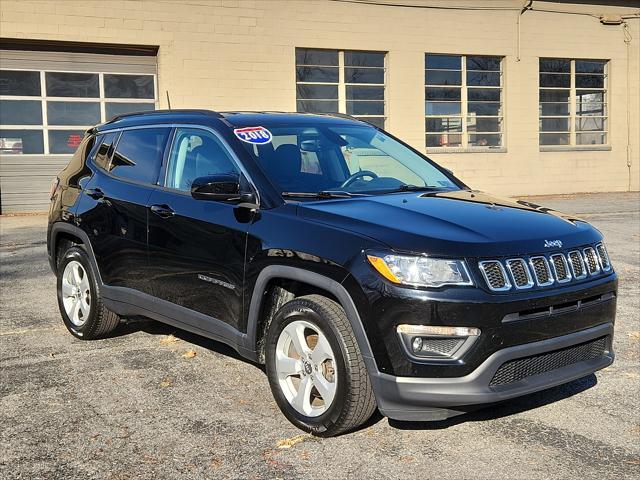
[
  {"xmin": 411, "ymin": 337, "xmax": 423, "ymax": 353},
  {"xmin": 397, "ymin": 325, "xmax": 480, "ymax": 337}
]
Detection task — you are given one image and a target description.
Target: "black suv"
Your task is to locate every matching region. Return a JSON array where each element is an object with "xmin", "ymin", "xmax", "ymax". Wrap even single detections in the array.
[{"xmin": 47, "ymin": 110, "xmax": 616, "ymax": 436}]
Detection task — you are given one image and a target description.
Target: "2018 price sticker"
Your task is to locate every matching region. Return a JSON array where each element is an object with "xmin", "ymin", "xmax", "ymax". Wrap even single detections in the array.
[{"xmin": 233, "ymin": 126, "xmax": 273, "ymax": 145}]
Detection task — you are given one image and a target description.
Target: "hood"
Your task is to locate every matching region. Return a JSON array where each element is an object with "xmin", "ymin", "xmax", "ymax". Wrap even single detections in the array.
[{"xmin": 297, "ymin": 190, "xmax": 602, "ymax": 257}]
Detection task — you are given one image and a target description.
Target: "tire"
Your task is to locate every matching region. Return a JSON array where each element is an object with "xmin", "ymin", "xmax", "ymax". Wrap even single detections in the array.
[
  {"xmin": 265, "ymin": 294, "xmax": 377, "ymax": 437},
  {"xmin": 56, "ymin": 245, "xmax": 120, "ymax": 340}
]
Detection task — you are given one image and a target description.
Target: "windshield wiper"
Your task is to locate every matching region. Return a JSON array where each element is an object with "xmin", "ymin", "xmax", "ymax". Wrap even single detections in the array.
[
  {"xmin": 281, "ymin": 190, "xmax": 364, "ymax": 199},
  {"xmin": 382, "ymin": 184, "xmax": 443, "ymax": 194}
]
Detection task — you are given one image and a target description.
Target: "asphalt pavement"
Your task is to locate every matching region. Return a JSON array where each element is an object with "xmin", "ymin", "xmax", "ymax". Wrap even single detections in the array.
[{"xmin": 1, "ymin": 192, "xmax": 639, "ymax": 479}]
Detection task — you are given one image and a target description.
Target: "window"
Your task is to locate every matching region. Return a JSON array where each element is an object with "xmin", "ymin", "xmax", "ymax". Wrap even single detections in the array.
[
  {"xmin": 425, "ymin": 54, "xmax": 503, "ymax": 149},
  {"xmin": 539, "ymin": 58, "xmax": 608, "ymax": 147},
  {"xmin": 110, "ymin": 127, "xmax": 170, "ymax": 184},
  {"xmin": 296, "ymin": 48, "xmax": 386, "ymax": 128},
  {"xmin": 0, "ymin": 69, "xmax": 157, "ymax": 155},
  {"xmin": 92, "ymin": 132, "xmax": 118, "ymax": 169},
  {"xmin": 166, "ymin": 128, "xmax": 239, "ymax": 191}
]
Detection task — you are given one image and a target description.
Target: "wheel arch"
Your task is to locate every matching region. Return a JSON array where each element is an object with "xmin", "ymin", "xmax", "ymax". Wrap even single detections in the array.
[
  {"xmin": 49, "ymin": 223, "xmax": 102, "ymax": 284},
  {"xmin": 247, "ymin": 266, "xmax": 377, "ymax": 375}
]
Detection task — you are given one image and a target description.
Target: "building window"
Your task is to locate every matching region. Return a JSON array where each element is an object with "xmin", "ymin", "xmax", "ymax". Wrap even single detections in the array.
[
  {"xmin": 425, "ymin": 54, "xmax": 503, "ymax": 150},
  {"xmin": 296, "ymin": 48, "xmax": 386, "ymax": 128},
  {"xmin": 539, "ymin": 58, "xmax": 608, "ymax": 147},
  {"xmin": 0, "ymin": 70, "xmax": 157, "ymax": 155}
]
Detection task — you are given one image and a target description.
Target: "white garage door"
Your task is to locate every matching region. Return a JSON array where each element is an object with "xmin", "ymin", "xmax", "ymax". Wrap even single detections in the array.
[{"xmin": 0, "ymin": 49, "xmax": 158, "ymax": 213}]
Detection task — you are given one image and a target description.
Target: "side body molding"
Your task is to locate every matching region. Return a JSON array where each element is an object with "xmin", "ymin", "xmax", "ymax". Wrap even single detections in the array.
[{"xmin": 245, "ymin": 265, "xmax": 379, "ymax": 375}]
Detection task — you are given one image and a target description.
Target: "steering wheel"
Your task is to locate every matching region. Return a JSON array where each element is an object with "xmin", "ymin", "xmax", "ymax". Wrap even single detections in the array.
[{"xmin": 340, "ymin": 170, "xmax": 379, "ymax": 189}]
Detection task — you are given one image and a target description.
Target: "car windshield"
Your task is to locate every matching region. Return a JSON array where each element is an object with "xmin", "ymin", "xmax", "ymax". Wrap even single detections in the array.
[{"xmin": 237, "ymin": 123, "xmax": 460, "ymax": 197}]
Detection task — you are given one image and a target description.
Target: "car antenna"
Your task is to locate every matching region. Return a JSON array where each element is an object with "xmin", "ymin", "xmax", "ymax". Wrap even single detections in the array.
[{"xmin": 166, "ymin": 90, "xmax": 171, "ymax": 110}]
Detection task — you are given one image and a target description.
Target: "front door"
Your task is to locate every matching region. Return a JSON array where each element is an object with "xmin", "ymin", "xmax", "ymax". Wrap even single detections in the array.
[{"xmin": 146, "ymin": 127, "xmax": 250, "ymax": 331}]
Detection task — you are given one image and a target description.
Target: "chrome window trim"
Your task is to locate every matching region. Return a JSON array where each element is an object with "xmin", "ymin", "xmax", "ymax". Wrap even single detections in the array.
[
  {"xmin": 549, "ymin": 253, "xmax": 572, "ymax": 283},
  {"xmin": 583, "ymin": 247, "xmax": 601, "ymax": 276},
  {"xmin": 595, "ymin": 242, "xmax": 611, "ymax": 272},
  {"xmin": 478, "ymin": 260, "xmax": 511, "ymax": 292},
  {"xmin": 568, "ymin": 250, "xmax": 587, "ymax": 280},
  {"xmin": 505, "ymin": 258, "xmax": 534, "ymax": 289},
  {"xmin": 529, "ymin": 256, "xmax": 555, "ymax": 287}
]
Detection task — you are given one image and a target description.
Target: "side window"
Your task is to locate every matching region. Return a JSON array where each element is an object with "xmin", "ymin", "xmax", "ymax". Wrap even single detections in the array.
[
  {"xmin": 165, "ymin": 128, "xmax": 239, "ymax": 191},
  {"xmin": 110, "ymin": 127, "xmax": 170, "ymax": 184},
  {"xmin": 91, "ymin": 132, "xmax": 116, "ymax": 169}
]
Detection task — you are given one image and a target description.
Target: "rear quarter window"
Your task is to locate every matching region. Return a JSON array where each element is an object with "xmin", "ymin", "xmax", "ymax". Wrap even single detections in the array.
[{"xmin": 109, "ymin": 127, "xmax": 170, "ymax": 184}]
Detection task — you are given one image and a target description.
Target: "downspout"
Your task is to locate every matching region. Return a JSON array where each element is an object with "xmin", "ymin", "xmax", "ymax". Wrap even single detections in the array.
[{"xmin": 623, "ymin": 21, "xmax": 633, "ymax": 191}]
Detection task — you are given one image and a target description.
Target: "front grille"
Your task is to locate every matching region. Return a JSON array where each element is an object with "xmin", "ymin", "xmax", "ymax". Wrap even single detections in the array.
[
  {"xmin": 583, "ymin": 247, "xmax": 600, "ymax": 275},
  {"xmin": 569, "ymin": 251, "xmax": 587, "ymax": 279},
  {"xmin": 489, "ymin": 336, "xmax": 608, "ymax": 387},
  {"xmin": 550, "ymin": 254, "xmax": 571, "ymax": 283},
  {"xmin": 506, "ymin": 259, "xmax": 533, "ymax": 289},
  {"xmin": 530, "ymin": 256, "xmax": 553, "ymax": 286},
  {"xmin": 596, "ymin": 243, "xmax": 611, "ymax": 271},
  {"xmin": 479, "ymin": 261, "xmax": 510, "ymax": 291}
]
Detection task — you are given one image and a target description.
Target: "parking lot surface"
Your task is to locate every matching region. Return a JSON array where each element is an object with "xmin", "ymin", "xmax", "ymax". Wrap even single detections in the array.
[{"xmin": 1, "ymin": 192, "xmax": 639, "ymax": 480}]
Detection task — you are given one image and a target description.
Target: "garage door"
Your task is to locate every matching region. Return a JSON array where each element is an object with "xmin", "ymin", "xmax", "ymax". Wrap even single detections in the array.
[{"xmin": 0, "ymin": 49, "xmax": 158, "ymax": 214}]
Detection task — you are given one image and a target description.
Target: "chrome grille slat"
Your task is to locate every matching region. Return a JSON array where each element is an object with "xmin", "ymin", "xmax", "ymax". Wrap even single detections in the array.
[
  {"xmin": 568, "ymin": 250, "xmax": 587, "ymax": 280},
  {"xmin": 596, "ymin": 243, "xmax": 611, "ymax": 272},
  {"xmin": 479, "ymin": 261, "xmax": 511, "ymax": 291},
  {"xmin": 529, "ymin": 256, "xmax": 554, "ymax": 286},
  {"xmin": 506, "ymin": 259, "xmax": 534, "ymax": 289},
  {"xmin": 550, "ymin": 253, "xmax": 572, "ymax": 283},
  {"xmin": 583, "ymin": 247, "xmax": 600, "ymax": 275}
]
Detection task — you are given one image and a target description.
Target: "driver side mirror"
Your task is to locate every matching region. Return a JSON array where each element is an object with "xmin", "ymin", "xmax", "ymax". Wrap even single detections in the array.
[{"xmin": 190, "ymin": 173, "xmax": 257, "ymax": 207}]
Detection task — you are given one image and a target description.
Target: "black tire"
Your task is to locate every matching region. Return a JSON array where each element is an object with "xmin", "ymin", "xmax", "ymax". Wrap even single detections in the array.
[
  {"xmin": 56, "ymin": 246, "xmax": 120, "ymax": 340},
  {"xmin": 265, "ymin": 294, "xmax": 377, "ymax": 437}
]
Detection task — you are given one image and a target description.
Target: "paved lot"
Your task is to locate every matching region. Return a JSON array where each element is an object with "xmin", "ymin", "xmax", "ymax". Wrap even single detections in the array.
[{"xmin": 1, "ymin": 192, "xmax": 639, "ymax": 480}]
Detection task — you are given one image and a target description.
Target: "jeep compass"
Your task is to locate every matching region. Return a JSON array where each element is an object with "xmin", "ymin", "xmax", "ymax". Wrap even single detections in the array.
[{"xmin": 47, "ymin": 110, "xmax": 616, "ymax": 436}]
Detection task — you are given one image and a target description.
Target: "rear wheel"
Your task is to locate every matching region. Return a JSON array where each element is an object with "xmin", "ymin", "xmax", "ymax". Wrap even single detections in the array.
[
  {"xmin": 56, "ymin": 246, "xmax": 120, "ymax": 339},
  {"xmin": 265, "ymin": 295, "xmax": 377, "ymax": 437}
]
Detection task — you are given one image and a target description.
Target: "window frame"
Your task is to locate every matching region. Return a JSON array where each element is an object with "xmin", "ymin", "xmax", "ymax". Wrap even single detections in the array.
[
  {"xmin": 424, "ymin": 54, "xmax": 505, "ymax": 153},
  {"xmin": 0, "ymin": 67, "xmax": 158, "ymax": 156},
  {"xmin": 295, "ymin": 48, "xmax": 387, "ymax": 128},
  {"xmin": 539, "ymin": 58, "xmax": 609, "ymax": 151}
]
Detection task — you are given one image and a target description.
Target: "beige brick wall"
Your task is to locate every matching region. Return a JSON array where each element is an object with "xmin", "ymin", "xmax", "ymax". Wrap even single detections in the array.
[{"xmin": 1, "ymin": 0, "xmax": 638, "ymax": 196}]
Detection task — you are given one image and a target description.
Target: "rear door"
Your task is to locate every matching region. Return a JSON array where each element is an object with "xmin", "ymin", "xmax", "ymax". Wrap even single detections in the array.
[
  {"xmin": 146, "ymin": 126, "xmax": 250, "ymax": 331},
  {"xmin": 77, "ymin": 126, "xmax": 171, "ymax": 293}
]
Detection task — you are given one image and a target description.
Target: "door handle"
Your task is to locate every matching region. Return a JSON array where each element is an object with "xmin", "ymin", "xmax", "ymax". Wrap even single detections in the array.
[
  {"xmin": 85, "ymin": 188, "xmax": 104, "ymax": 200},
  {"xmin": 150, "ymin": 204, "xmax": 175, "ymax": 218}
]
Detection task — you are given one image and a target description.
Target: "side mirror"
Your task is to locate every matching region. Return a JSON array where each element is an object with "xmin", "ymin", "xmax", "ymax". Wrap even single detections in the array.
[{"xmin": 190, "ymin": 173, "xmax": 257, "ymax": 206}]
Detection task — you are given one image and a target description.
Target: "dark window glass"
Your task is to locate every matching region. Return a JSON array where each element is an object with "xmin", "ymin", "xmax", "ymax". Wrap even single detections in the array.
[
  {"xmin": 577, "ymin": 132, "xmax": 606, "ymax": 145},
  {"xmin": 296, "ymin": 84, "xmax": 338, "ymax": 100},
  {"xmin": 344, "ymin": 51, "xmax": 385, "ymax": 67},
  {"xmin": 540, "ymin": 118, "xmax": 569, "ymax": 132},
  {"xmin": 0, "ymin": 129, "xmax": 44, "ymax": 154},
  {"xmin": 0, "ymin": 100, "xmax": 42, "ymax": 125},
  {"xmin": 468, "ymin": 88, "xmax": 501, "ymax": 101},
  {"xmin": 576, "ymin": 60, "xmax": 606, "ymax": 74},
  {"xmin": 467, "ymin": 71, "xmax": 501, "ymax": 86},
  {"xmin": 46, "ymin": 72, "xmax": 99, "ymax": 97},
  {"xmin": 539, "ymin": 89, "xmax": 570, "ymax": 103},
  {"xmin": 575, "ymin": 74, "xmax": 604, "ymax": 89},
  {"xmin": 346, "ymin": 86, "xmax": 384, "ymax": 100},
  {"xmin": 295, "ymin": 49, "xmax": 338, "ymax": 66},
  {"xmin": 425, "ymin": 117, "xmax": 462, "ymax": 132},
  {"xmin": 105, "ymin": 102, "xmax": 155, "ymax": 121},
  {"xmin": 362, "ymin": 117, "xmax": 385, "ymax": 129},
  {"xmin": 296, "ymin": 66, "xmax": 339, "ymax": 83},
  {"xmin": 47, "ymin": 101, "xmax": 101, "ymax": 125},
  {"xmin": 540, "ymin": 73, "xmax": 570, "ymax": 87},
  {"xmin": 49, "ymin": 130, "xmax": 86, "ymax": 154},
  {"xmin": 344, "ymin": 68, "xmax": 384, "ymax": 84},
  {"xmin": 426, "ymin": 133, "xmax": 462, "ymax": 147},
  {"xmin": 540, "ymin": 103, "xmax": 570, "ymax": 116},
  {"xmin": 577, "ymin": 102, "xmax": 605, "ymax": 116},
  {"xmin": 469, "ymin": 134, "xmax": 502, "ymax": 147},
  {"xmin": 425, "ymin": 55, "xmax": 461, "ymax": 70},
  {"xmin": 467, "ymin": 57, "xmax": 501, "ymax": 71},
  {"xmin": 346, "ymin": 101, "xmax": 384, "ymax": 115},
  {"xmin": 425, "ymin": 70, "xmax": 461, "ymax": 85},
  {"xmin": 104, "ymin": 74, "xmax": 155, "ymax": 99},
  {"xmin": 0, "ymin": 70, "xmax": 41, "ymax": 96},
  {"xmin": 296, "ymin": 100, "xmax": 339, "ymax": 113},
  {"xmin": 109, "ymin": 128, "xmax": 170, "ymax": 184},
  {"xmin": 539, "ymin": 59, "xmax": 570, "ymax": 73},
  {"xmin": 540, "ymin": 133, "xmax": 569, "ymax": 145},
  {"xmin": 468, "ymin": 102, "xmax": 501, "ymax": 116},
  {"xmin": 93, "ymin": 132, "xmax": 118, "ymax": 169},
  {"xmin": 576, "ymin": 117, "xmax": 605, "ymax": 131},
  {"xmin": 469, "ymin": 117, "xmax": 501, "ymax": 132},
  {"xmin": 425, "ymin": 87, "xmax": 461, "ymax": 101},
  {"xmin": 425, "ymin": 102, "xmax": 461, "ymax": 115}
]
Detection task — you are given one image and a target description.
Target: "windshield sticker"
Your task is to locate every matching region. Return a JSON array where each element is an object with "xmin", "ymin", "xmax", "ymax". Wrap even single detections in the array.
[{"xmin": 234, "ymin": 126, "xmax": 273, "ymax": 145}]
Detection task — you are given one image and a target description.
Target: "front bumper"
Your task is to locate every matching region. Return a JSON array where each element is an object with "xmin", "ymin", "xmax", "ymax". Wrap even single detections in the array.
[{"xmin": 372, "ymin": 322, "xmax": 614, "ymax": 421}]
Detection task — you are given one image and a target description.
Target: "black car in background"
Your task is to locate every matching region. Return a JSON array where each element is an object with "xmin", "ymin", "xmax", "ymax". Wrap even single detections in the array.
[{"xmin": 47, "ymin": 110, "xmax": 616, "ymax": 436}]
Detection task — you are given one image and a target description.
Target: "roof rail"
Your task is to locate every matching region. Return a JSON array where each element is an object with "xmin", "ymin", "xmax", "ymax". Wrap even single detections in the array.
[{"xmin": 106, "ymin": 109, "xmax": 223, "ymax": 124}]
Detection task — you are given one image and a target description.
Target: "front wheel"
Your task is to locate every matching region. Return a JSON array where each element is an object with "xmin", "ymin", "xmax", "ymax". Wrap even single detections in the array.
[{"xmin": 265, "ymin": 295, "xmax": 377, "ymax": 437}]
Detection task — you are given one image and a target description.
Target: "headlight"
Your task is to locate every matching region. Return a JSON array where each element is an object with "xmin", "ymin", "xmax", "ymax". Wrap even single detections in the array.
[{"xmin": 367, "ymin": 253, "xmax": 473, "ymax": 287}]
